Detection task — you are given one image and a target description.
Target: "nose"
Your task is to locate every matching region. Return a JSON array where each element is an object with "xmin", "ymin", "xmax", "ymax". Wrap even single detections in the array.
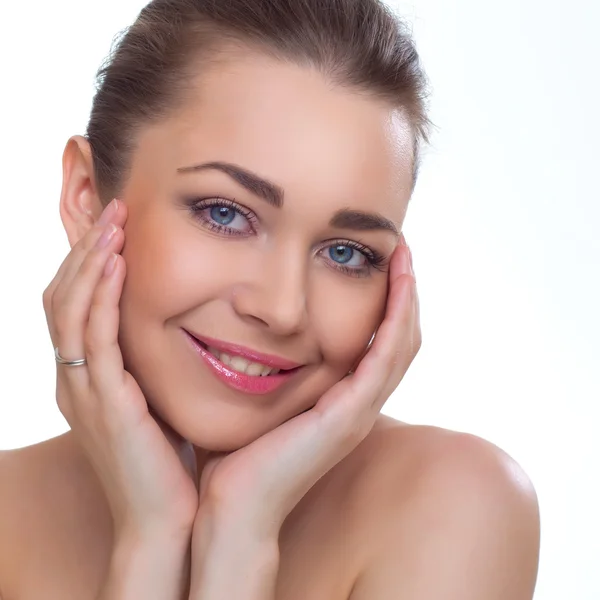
[{"xmin": 231, "ymin": 247, "xmax": 308, "ymax": 336}]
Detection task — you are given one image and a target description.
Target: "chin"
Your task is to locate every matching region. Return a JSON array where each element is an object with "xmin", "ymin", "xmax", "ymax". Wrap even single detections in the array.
[
  {"xmin": 134, "ymin": 352, "xmax": 352, "ymax": 452},
  {"xmin": 145, "ymin": 388, "xmax": 282, "ymax": 452}
]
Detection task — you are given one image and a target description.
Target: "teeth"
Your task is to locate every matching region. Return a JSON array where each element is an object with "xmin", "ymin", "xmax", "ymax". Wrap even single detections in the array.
[
  {"xmin": 218, "ymin": 352, "xmax": 232, "ymax": 367},
  {"xmin": 207, "ymin": 347, "xmax": 281, "ymax": 377},
  {"xmin": 245, "ymin": 361, "xmax": 268, "ymax": 376}
]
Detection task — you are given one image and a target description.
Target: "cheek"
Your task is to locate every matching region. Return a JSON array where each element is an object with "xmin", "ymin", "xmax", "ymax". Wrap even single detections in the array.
[
  {"xmin": 119, "ymin": 215, "xmax": 224, "ymax": 318},
  {"xmin": 311, "ymin": 274, "xmax": 388, "ymax": 368}
]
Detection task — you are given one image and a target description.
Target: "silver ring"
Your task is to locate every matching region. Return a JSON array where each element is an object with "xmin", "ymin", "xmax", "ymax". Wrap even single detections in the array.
[{"xmin": 54, "ymin": 346, "xmax": 87, "ymax": 367}]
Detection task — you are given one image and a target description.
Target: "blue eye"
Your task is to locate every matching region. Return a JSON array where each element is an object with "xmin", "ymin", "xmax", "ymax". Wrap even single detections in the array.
[
  {"xmin": 210, "ymin": 206, "xmax": 236, "ymax": 226},
  {"xmin": 321, "ymin": 239, "xmax": 389, "ymax": 277},
  {"xmin": 329, "ymin": 245, "xmax": 354, "ymax": 264},
  {"xmin": 188, "ymin": 197, "xmax": 255, "ymax": 235}
]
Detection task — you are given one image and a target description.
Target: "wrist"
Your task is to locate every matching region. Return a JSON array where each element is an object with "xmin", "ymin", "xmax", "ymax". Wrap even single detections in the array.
[
  {"xmin": 98, "ymin": 531, "xmax": 192, "ymax": 600},
  {"xmin": 189, "ymin": 512, "xmax": 280, "ymax": 598},
  {"xmin": 115, "ymin": 518, "xmax": 194, "ymax": 549},
  {"xmin": 195, "ymin": 493, "xmax": 283, "ymax": 545}
]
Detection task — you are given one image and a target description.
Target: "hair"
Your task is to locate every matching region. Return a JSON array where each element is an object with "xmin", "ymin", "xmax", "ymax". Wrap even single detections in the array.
[{"xmin": 86, "ymin": 0, "xmax": 433, "ymax": 205}]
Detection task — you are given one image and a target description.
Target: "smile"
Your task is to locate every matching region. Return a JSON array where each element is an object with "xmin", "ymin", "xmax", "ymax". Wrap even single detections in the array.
[
  {"xmin": 205, "ymin": 347, "xmax": 281, "ymax": 377},
  {"xmin": 182, "ymin": 329, "xmax": 302, "ymax": 395}
]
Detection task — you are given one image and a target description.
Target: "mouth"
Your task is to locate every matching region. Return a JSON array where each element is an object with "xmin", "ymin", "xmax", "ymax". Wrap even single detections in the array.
[{"xmin": 182, "ymin": 329, "xmax": 303, "ymax": 395}]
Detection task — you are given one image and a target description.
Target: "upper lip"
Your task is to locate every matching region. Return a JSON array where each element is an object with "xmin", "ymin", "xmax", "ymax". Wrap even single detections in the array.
[{"xmin": 184, "ymin": 330, "xmax": 303, "ymax": 371}]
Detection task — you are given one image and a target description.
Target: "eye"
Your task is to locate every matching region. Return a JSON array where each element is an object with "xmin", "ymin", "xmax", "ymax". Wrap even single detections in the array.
[
  {"xmin": 210, "ymin": 206, "xmax": 238, "ymax": 227},
  {"xmin": 328, "ymin": 244, "xmax": 368, "ymax": 268},
  {"xmin": 188, "ymin": 197, "xmax": 256, "ymax": 235},
  {"xmin": 321, "ymin": 239, "xmax": 388, "ymax": 278}
]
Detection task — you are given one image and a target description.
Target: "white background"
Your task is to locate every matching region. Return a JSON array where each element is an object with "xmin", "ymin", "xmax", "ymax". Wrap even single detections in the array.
[{"xmin": 1, "ymin": 1, "xmax": 598, "ymax": 598}]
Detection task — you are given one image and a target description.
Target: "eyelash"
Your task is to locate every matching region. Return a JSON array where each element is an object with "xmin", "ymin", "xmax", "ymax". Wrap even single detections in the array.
[
  {"xmin": 188, "ymin": 197, "xmax": 258, "ymax": 235},
  {"xmin": 187, "ymin": 197, "xmax": 389, "ymax": 277}
]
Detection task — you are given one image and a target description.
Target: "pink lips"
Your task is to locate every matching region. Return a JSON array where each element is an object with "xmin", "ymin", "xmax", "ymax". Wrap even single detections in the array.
[{"xmin": 182, "ymin": 329, "xmax": 301, "ymax": 395}]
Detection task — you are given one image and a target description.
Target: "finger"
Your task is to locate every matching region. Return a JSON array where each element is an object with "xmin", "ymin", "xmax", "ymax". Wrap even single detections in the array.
[
  {"xmin": 44, "ymin": 225, "xmax": 108, "ymax": 348},
  {"xmin": 51, "ymin": 224, "xmax": 124, "ymax": 388},
  {"xmin": 43, "ymin": 200, "xmax": 125, "ymax": 342},
  {"xmin": 411, "ymin": 279, "xmax": 421, "ymax": 355},
  {"xmin": 85, "ymin": 251, "xmax": 128, "ymax": 400},
  {"xmin": 350, "ymin": 244, "xmax": 415, "ymax": 396},
  {"xmin": 54, "ymin": 200, "xmax": 127, "ymax": 299},
  {"xmin": 377, "ymin": 264, "xmax": 420, "ymax": 405}
]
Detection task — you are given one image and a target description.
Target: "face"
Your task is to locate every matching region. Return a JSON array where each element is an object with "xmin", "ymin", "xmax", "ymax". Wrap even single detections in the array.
[{"xmin": 66, "ymin": 52, "xmax": 414, "ymax": 452}]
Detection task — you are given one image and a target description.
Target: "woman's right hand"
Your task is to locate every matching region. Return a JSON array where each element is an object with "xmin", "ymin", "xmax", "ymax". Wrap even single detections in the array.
[{"xmin": 43, "ymin": 198, "xmax": 199, "ymax": 543}]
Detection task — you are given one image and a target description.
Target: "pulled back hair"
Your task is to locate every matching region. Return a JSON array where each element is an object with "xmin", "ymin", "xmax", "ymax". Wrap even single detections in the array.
[{"xmin": 86, "ymin": 0, "xmax": 433, "ymax": 204}]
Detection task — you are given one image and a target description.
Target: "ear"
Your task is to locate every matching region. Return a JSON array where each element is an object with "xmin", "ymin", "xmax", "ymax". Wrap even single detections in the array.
[{"xmin": 59, "ymin": 135, "xmax": 105, "ymax": 248}]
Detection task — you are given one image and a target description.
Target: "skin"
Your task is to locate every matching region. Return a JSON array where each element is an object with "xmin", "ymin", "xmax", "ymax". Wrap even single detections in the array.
[
  {"xmin": 0, "ymin": 50, "xmax": 540, "ymax": 599},
  {"xmin": 64, "ymin": 53, "xmax": 413, "ymax": 456}
]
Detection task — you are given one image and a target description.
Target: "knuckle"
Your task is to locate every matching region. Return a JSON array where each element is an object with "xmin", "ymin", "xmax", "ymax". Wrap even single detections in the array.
[
  {"xmin": 83, "ymin": 332, "xmax": 102, "ymax": 358},
  {"xmin": 81, "ymin": 226, "xmax": 101, "ymax": 250},
  {"xmin": 89, "ymin": 290, "xmax": 111, "ymax": 320},
  {"xmin": 50, "ymin": 284, "xmax": 65, "ymax": 312},
  {"xmin": 51, "ymin": 298, "xmax": 71, "ymax": 336},
  {"xmin": 42, "ymin": 284, "xmax": 54, "ymax": 312},
  {"xmin": 80, "ymin": 247, "xmax": 106, "ymax": 276},
  {"xmin": 84, "ymin": 319, "xmax": 112, "ymax": 359}
]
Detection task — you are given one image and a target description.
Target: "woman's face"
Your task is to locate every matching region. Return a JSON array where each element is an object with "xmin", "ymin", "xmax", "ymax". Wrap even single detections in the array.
[{"xmin": 111, "ymin": 53, "xmax": 414, "ymax": 451}]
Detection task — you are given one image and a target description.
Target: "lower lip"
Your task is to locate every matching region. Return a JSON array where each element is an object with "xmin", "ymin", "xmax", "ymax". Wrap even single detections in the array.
[{"xmin": 184, "ymin": 331, "xmax": 299, "ymax": 395}]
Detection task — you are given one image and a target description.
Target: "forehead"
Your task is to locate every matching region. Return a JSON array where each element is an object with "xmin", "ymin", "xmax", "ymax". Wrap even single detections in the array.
[{"xmin": 137, "ymin": 53, "xmax": 414, "ymax": 220}]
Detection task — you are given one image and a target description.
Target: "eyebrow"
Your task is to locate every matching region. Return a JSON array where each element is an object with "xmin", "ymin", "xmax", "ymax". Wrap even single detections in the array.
[
  {"xmin": 177, "ymin": 161, "xmax": 399, "ymax": 236},
  {"xmin": 329, "ymin": 209, "xmax": 399, "ymax": 236},
  {"xmin": 178, "ymin": 161, "xmax": 284, "ymax": 208}
]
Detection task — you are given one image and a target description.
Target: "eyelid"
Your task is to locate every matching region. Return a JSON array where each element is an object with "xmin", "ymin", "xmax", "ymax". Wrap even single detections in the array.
[
  {"xmin": 189, "ymin": 196, "xmax": 259, "ymax": 233},
  {"xmin": 317, "ymin": 239, "xmax": 389, "ymax": 277},
  {"xmin": 323, "ymin": 238, "xmax": 376, "ymax": 259},
  {"xmin": 192, "ymin": 196, "xmax": 254, "ymax": 217}
]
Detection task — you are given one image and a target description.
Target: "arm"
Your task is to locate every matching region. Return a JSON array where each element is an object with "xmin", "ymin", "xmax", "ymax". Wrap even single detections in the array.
[
  {"xmin": 97, "ymin": 527, "xmax": 193, "ymax": 600},
  {"xmin": 349, "ymin": 434, "xmax": 540, "ymax": 600},
  {"xmin": 187, "ymin": 504, "xmax": 280, "ymax": 600}
]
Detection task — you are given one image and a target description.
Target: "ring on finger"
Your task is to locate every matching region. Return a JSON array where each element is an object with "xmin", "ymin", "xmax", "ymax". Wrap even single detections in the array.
[{"xmin": 54, "ymin": 346, "xmax": 87, "ymax": 367}]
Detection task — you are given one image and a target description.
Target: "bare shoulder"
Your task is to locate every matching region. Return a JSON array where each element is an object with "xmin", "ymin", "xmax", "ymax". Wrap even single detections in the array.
[
  {"xmin": 0, "ymin": 435, "xmax": 112, "ymax": 600},
  {"xmin": 348, "ymin": 417, "xmax": 540, "ymax": 599},
  {"xmin": 0, "ymin": 444, "xmax": 37, "ymax": 600},
  {"xmin": 0, "ymin": 439, "xmax": 64, "ymax": 599}
]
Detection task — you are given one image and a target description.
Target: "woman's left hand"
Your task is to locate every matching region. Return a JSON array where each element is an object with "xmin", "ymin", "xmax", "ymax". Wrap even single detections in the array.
[{"xmin": 196, "ymin": 237, "xmax": 420, "ymax": 540}]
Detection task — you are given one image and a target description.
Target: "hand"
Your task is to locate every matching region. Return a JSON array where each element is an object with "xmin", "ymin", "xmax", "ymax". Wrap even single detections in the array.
[
  {"xmin": 43, "ymin": 199, "xmax": 199, "ymax": 541},
  {"xmin": 195, "ymin": 238, "xmax": 420, "ymax": 539}
]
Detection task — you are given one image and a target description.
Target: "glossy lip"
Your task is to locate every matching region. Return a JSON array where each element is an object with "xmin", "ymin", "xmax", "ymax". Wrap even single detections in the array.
[
  {"xmin": 182, "ymin": 329, "xmax": 301, "ymax": 395},
  {"xmin": 183, "ymin": 330, "xmax": 303, "ymax": 370}
]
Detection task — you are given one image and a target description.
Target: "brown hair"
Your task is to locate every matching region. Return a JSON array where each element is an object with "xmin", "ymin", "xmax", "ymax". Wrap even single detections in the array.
[{"xmin": 86, "ymin": 0, "xmax": 433, "ymax": 204}]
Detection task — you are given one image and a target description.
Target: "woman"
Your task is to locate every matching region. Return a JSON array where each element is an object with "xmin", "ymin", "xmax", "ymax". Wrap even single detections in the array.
[{"xmin": 0, "ymin": 0, "xmax": 540, "ymax": 598}]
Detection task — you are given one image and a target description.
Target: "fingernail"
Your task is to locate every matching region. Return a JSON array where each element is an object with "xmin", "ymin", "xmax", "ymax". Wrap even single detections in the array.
[
  {"xmin": 96, "ymin": 223, "xmax": 118, "ymax": 249},
  {"xmin": 97, "ymin": 199, "xmax": 118, "ymax": 227},
  {"xmin": 400, "ymin": 232, "xmax": 408, "ymax": 247}
]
